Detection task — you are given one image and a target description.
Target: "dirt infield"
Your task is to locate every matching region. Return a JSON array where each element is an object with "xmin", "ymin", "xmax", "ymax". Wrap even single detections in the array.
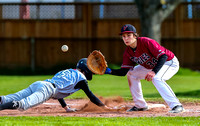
[{"xmin": 0, "ymin": 96, "xmax": 200, "ymax": 117}]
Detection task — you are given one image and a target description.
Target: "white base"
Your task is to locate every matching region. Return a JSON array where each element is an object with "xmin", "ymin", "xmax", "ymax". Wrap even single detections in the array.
[{"xmin": 148, "ymin": 103, "xmax": 166, "ymax": 109}]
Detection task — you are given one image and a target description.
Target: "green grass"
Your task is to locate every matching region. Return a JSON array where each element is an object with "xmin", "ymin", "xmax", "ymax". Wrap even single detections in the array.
[
  {"xmin": 0, "ymin": 116, "xmax": 200, "ymax": 126},
  {"xmin": 0, "ymin": 75, "xmax": 50, "ymax": 95},
  {"xmin": 2, "ymin": 74, "xmax": 200, "ymax": 102},
  {"xmin": 0, "ymin": 68, "xmax": 200, "ymax": 125}
]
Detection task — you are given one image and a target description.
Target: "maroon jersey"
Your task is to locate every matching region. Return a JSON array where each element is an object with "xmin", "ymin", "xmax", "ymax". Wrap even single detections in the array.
[{"xmin": 121, "ymin": 37, "xmax": 174, "ymax": 69}]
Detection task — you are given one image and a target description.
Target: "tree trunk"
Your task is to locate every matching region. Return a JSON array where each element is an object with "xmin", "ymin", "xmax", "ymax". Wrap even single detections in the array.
[
  {"xmin": 140, "ymin": 12, "xmax": 162, "ymax": 43},
  {"xmin": 135, "ymin": 0, "xmax": 181, "ymax": 44}
]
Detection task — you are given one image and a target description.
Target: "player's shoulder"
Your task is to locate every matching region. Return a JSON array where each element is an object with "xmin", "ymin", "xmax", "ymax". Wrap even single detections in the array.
[
  {"xmin": 61, "ymin": 69, "xmax": 83, "ymax": 77},
  {"xmin": 72, "ymin": 69, "xmax": 87, "ymax": 80},
  {"xmin": 137, "ymin": 37, "xmax": 153, "ymax": 42},
  {"xmin": 68, "ymin": 68, "xmax": 77, "ymax": 72},
  {"xmin": 124, "ymin": 46, "xmax": 132, "ymax": 53},
  {"xmin": 59, "ymin": 68, "xmax": 76, "ymax": 74},
  {"xmin": 137, "ymin": 37, "xmax": 158, "ymax": 46},
  {"xmin": 67, "ymin": 68, "xmax": 81, "ymax": 74},
  {"xmin": 66, "ymin": 69, "xmax": 87, "ymax": 82}
]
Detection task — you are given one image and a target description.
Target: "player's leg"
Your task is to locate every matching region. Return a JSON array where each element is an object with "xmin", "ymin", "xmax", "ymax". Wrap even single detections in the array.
[
  {"xmin": 127, "ymin": 65, "xmax": 151, "ymax": 111},
  {"xmin": 0, "ymin": 81, "xmax": 56, "ymax": 111},
  {"xmin": 0, "ymin": 86, "xmax": 33, "ymax": 110},
  {"xmin": 0, "ymin": 84, "xmax": 34, "ymax": 104},
  {"xmin": 17, "ymin": 81, "xmax": 56, "ymax": 110},
  {"xmin": 152, "ymin": 56, "xmax": 183, "ymax": 113},
  {"xmin": 0, "ymin": 101, "xmax": 19, "ymax": 110}
]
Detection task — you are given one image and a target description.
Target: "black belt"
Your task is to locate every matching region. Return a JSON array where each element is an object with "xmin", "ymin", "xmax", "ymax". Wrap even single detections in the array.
[{"xmin": 51, "ymin": 83, "xmax": 56, "ymax": 88}]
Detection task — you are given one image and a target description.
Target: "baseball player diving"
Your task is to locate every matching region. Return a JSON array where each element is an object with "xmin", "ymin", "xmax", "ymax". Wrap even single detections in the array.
[
  {"xmin": 0, "ymin": 58, "xmax": 111, "ymax": 112},
  {"xmin": 105, "ymin": 24, "xmax": 184, "ymax": 113}
]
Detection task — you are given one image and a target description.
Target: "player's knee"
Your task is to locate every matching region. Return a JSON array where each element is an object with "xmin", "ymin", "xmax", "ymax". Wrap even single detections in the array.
[
  {"xmin": 127, "ymin": 71, "xmax": 141, "ymax": 87},
  {"xmin": 152, "ymin": 76, "xmax": 163, "ymax": 83},
  {"xmin": 127, "ymin": 71, "xmax": 138, "ymax": 79},
  {"xmin": 127, "ymin": 70, "xmax": 132, "ymax": 75}
]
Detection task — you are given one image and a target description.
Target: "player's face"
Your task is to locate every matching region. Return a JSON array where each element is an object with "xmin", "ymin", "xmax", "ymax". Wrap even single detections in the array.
[{"xmin": 121, "ymin": 33, "xmax": 137, "ymax": 47}]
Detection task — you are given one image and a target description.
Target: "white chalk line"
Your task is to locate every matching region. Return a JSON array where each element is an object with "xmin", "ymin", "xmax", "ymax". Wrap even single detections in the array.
[
  {"xmin": 184, "ymin": 109, "xmax": 200, "ymax": 113},
  {"xmin": 43, "ymin": 103, "xmax": 79, "ymax": 106}
]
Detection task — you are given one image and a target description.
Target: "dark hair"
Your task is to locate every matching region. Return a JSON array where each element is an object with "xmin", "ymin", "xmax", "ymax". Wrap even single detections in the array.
[
  {"xmin": 133, "ymin": 33, "xmax": 139, "ymax": 37},
  {"xmin": 120, "ymin": 32, "xmax": 139, "ymax": 38}
]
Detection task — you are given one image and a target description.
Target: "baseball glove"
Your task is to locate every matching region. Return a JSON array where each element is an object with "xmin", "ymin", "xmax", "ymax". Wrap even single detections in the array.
[{"xmin": 87, "ymin": 50, "xmax": 108, "ymax": 75}]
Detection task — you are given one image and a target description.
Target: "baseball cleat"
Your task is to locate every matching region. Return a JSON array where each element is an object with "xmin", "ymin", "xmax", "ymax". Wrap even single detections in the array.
[
  {"xmin": 0, "ymin": 101, "xmax": 19, "ymax": 111},
  {"xmin": 169, "ymin": 105, "xmax": 184, "ymax": 113},
  {"xmin": 126, "ymin": 106, "xmax": 148, "ymax": 112}
]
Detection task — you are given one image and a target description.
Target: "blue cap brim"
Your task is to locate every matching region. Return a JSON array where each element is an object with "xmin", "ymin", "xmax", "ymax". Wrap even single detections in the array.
[{"xmin": 119, "ymin": 31, "xmax": 135, "ymax": 35}]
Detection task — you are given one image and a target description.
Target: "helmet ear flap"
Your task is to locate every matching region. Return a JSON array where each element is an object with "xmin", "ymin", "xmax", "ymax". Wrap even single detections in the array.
[
  {"xmin": 76, "ymin": 58, "xmax": 93, "ymax": 80},
  {"xmin": 84, "ymin": 70, "xmax": 93, "ymax": 81}
]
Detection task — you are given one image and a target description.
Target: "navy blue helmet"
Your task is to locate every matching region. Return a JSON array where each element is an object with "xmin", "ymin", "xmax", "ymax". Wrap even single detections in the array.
[{"xmin": 76, "ymin": 58, "xmax": 93, "ymax": 80}]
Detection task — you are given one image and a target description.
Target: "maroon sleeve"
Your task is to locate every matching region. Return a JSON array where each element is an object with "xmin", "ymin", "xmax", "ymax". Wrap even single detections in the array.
[
  {"xmin": 144, "ymin": 38, "xmax": 165, "ymax": 59},
  {"xmin": 143, "ymin": 37, "xmax": 174, "ymax": 60}
]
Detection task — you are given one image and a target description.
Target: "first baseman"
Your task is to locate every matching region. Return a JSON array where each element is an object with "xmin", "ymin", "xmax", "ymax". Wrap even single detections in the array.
[
  {"xmin": 0, "ymin": 58, "xmax": 111, "ymax": 112},
  {"xmin": 105, "ymin": 24, "xmax": 184, "ymax": 113}
]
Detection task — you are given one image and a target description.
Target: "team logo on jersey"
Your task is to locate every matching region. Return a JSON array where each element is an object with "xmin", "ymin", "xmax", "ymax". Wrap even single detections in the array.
[
  {"xmin": 146, "ymin": 58, "xmax": 158, "ymax": 68},
  {"xmin": 130, "ymin": 53, "xmax": 150, "ymax": 64},
  {"xmin": 123, "ymin": 25, "xmax": 128, "ymax": 30},
  {"xmin": 130, "ymin": 53, "xmax": 159, "ymax": 69}
]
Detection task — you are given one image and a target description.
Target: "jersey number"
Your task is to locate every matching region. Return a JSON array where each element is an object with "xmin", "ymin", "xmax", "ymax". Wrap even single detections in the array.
[{"xmin": 146, "ymin": 58, "xmax": 158, "ymax": 68}]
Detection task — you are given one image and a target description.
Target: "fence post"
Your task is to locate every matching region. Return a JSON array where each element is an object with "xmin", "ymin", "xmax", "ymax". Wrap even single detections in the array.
[
  {"xmin": 82, "ymin": 3, "xmax": 92, "ymax": 38},
  {"xmin": 0, "ymin": 5, "xmax": 2, "ymax": 19},
  {"xmin": 82, "ymin": 3, "xmax": 93, "ymax": 52},
  {"xmin": 31, "ymin": 38, "xmax": 35, "ymax": 73}
]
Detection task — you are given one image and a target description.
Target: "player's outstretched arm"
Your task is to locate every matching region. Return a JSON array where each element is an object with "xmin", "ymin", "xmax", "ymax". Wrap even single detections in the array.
[
  {"xmin": 58, "ymin": 98, "xmax": 76, "ymax": 112},
  {"xmin": 105, "ymin": 68, "xmax": 129, "ymax": 76},
  {"xmin": 75, "ymin": 80, "xmax": 112, "ymax": 110},
  {"xmin": 105, "ymin": 68, "xmax": 112, "ymax": 74}
]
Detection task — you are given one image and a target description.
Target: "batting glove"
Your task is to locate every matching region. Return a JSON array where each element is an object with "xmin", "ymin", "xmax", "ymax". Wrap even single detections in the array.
[{"xmin": 105, "ymin": 68, "xmax": 111, "ymax": 74}]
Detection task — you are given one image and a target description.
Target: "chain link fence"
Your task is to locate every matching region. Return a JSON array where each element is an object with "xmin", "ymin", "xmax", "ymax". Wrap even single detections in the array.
[
  {"xmin": 0, "ymin": 3, "xmax": 82, "ymax": 19},
  {"xmin": 0, "ymin": 2, "xmax": 200, "ymax": 20},
  {"xmin": 182, "ymin": 2, "xmax": 200, "ymax": 19},
  {"xmin": 92, "ymin": 3, "xmax": 139, "ymax": 19},
  {"xmin": 0, "ymin": 2, "xmax": 138, "ymax": 20}
]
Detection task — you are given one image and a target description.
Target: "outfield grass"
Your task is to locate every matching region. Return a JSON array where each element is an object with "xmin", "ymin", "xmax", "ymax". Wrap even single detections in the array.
[
  {"xmin": 1, "ymin": 68, "xmax": 200, "ymax": 101},
  {"xmin": 0, "ymin": 116, "xmax": 200, "ymax": 126},
  {"xmin": 0, "ymin": 68, "xmax": 200, "ymax": 125}
]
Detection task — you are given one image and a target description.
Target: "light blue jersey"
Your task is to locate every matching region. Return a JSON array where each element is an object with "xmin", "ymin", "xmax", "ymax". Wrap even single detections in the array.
[
  {"xmin": 1, "ymin": 69, "xmax": 87, "ymax": 110},
  {"xmin": 45, "ymin": 69, "xmax": 86, "ymax": 99}
]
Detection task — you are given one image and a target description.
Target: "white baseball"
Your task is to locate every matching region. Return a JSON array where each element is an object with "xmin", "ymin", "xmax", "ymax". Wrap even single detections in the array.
[{"xmin": 61, "ymin": 45, "xmax": 68, "ymax": 52}]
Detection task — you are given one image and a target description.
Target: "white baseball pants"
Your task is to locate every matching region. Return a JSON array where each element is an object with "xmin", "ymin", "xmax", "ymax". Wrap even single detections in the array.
[{"xmin": 127, "ymin": 56, "xmax": 182, "ymax": 109}]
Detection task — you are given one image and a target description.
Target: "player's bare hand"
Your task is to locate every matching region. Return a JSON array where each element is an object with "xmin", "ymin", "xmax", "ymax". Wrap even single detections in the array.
[
  {"xmin": 145, "ymin": 71, "xmax": 155, "ymax": 81},
  {"xmin": 101, "ymin": 105, "xmax": 113, "ymax": 110},
  {"xmin": 64, "ymin": 106, "xmax": 77, "ymax": 112},
  {"xmin": 113, "ymin": 105, "xmax": 126, "ymax": 110}
]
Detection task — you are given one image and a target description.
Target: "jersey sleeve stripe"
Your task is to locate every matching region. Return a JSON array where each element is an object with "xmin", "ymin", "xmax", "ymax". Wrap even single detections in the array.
[{"xmin": 157, "ymin": 51, "xmax": 165, "ymax": 59}]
